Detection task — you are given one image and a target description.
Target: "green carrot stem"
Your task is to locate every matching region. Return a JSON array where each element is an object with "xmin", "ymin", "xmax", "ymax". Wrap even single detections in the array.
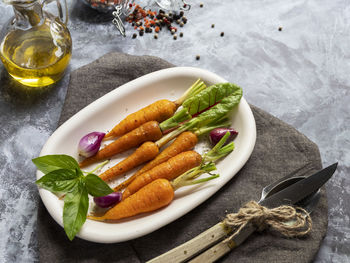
[
  {"xmin": 190, "ymin": 174, "xmax": 220, "ymax": 185},
  {"xmin": 171, "ymin": 162, "xmax": 218, "ymax": 190},
  {"xmin": 174, "ymin": 79, "xmax": 207, "ymax": 106},
  {"xmin": 194, "ymin": 118, "xmax": 231, "ymax": 136},
  {"xmin": 156, "ymin": 118, "xmax": 200, "ymax": 148},
  {"xmin": 203, "ymin": 132, "xmax": 235, "ymax": 162},
  {"xmin": 172, "ymin": 174, "xmax": 219, "ymax": 190}
]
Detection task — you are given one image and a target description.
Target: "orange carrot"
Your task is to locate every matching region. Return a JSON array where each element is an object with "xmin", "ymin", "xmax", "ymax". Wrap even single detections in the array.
[
  {"xmin": 104, "ymin": 99, "xmax": 177, "ymax": 139},
  {"xmin": 89, "ymin": 171, "xmax": 219, "ymax": 221},
  {"xmin": 99, "ymin": 141, "xmax": 159, "ymax": 181},
  {"xmin": 88, "ymin": 179, "xmax": 174, "ymax": 221},
  {"xmin": 113, "ymin": 131, "xmax": 198, "ymax": 191},
  {"xmin": 79, "ymin": 121, "xmax": 162, "ymax": 168},
  {"xmin": 122, "ymin": 151, "xmax": 202, "ymax": 199},
  {"xmin": 103, "ymin": 79, "xmax": 208, "ymax": 139}
]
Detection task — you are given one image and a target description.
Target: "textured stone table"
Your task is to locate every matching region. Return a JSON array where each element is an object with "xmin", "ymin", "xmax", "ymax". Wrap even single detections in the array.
[{"xmin": 0, "ymin": 0, "xmax": 349, "ymax": 262}]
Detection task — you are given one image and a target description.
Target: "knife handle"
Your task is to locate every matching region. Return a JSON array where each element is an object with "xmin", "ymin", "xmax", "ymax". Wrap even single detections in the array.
[
  {"xmin": 188, "ymin": 224, "xmax": 256, "ymax": 263},
  {"xmin": 146, "ymin": 222, "xmax": 230, "ymax": 263}
]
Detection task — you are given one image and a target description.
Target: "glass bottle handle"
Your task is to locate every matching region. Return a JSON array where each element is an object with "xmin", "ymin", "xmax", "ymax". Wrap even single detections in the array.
[{"xmin": 42, "ymin": 0, "xmax": 68, "ymax": 25}]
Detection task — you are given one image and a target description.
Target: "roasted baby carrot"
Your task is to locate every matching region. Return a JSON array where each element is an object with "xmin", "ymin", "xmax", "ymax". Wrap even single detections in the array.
[
  {"xmin": 79, "ymin": 121, "xmax": 162, "ymax": 168},
  {"xmin": 89, "ymin": 170, "xmax": 219, "ymax": 221},
  {"xmin": 122, "ymin": 150, "xmax": 202, "ymax": 199},
  {"xmin": 104, "ymin": 99, "xmax": 177, "ymax": 139},
  {"xmin": 104, "ymin": 80, "xmax": 207, "ymax": 139},
  {"xmin": 99, "ymin": 141, "xmax": 159, "ymax": 181},
  {"xmin": 89, "ymin": 179, "xmax": 174, "ymax": 221},
  {"xmin": 113, "ymin": 131, "xmax": 198, "ymax": 191}
]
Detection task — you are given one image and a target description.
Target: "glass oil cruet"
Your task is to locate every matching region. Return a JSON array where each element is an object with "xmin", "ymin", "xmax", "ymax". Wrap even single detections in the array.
[{"xmin": 0, "ymin": 0, "xmax": 72, "ymax": 87}]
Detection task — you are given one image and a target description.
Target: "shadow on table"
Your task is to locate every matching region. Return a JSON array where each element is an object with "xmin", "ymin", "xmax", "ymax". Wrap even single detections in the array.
[{"xmin": 0, "ymin": 68, "xmax": 62, "ymax": 106}]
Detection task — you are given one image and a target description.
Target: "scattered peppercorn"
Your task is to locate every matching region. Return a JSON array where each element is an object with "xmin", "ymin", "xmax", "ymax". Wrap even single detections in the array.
[
  {"xmin": 211, "ymin": 24, "xmax": 215, "ymax": 28},
  {"xmin": 278, "ymin": 26, "xmax": 283, "ymax": 31},
  {"xmin": 154, "ymin": 33, "xmax": 158, "ymax": 39},
  {"xmin": 126, "ymin": 4, "xmax": 189, "ymax": 39},
  {"xmin": 196, "ymin": 55, "xmax": 200, "ymax": 60},
  {"xmin": 132, "ymin": 33, "xmax": 137, "ymax": 39},
  {"xmin": 200, "ymin": 3, "xmax": 203, "ymax": 7},
  {"xmin": 220, "ymin": 32, "xmax": 224, "ymax": 37},
  {"xmin": 179, "ymin": 32, "xmax": 183, "ymax": 37},
  {"xmin": 173, "ymin": 34, "xmax": 177, "ymax": 40}
]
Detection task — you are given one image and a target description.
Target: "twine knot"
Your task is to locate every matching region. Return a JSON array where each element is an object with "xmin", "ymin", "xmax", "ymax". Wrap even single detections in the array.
[{"xmin": 224, "ymin": 201, "xmax": 312, "ymax": 242}]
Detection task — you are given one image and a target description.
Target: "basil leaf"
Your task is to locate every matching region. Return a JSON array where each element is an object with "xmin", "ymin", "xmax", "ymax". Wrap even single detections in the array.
[
  {"xmin": 36, "ymin": 169, "xmax": 80, "ymax": 194},
  {"xmin": 182, "ymin": 83, "xmax": 242, "ymax": 115},
  {"xmin": 85, "ymin": 174, "xmax": 114, "ymax": 197},
  {"xmin": 33, "ymin": 154, "xmax": 80, "ymax": 174},
  {"xmin": 63, "ymin": 181, "xmax": 89, "ymax": 241}
]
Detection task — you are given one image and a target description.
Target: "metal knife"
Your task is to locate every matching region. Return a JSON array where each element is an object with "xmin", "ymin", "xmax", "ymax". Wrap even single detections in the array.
[{"xmin": 147, "ymin": 163, "xmax": 338, "ymax": 263}]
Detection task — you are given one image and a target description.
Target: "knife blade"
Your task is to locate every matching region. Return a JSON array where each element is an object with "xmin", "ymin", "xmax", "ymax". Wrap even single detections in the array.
[{"xmin": 147, "ymin": 163, "xmax": 338, "ymax": 263}]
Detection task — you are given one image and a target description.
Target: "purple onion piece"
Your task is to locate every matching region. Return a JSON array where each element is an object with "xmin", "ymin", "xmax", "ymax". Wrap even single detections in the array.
[
  {"xmin": 209, "ymin": 128, "xmax": 238, "ymax": 146},
  {"xmin": 93, "ymin": 192, "xmax": 122, "ymax": 208},
  {"xmin": 78, "ymin": 132, "xmax": 105, "ymax": 158}
]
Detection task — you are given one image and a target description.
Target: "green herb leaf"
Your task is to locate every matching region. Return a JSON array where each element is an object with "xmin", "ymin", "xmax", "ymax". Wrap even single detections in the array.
[
  {"xmin": 36, "ymin": 169, "xmax": 81, "ymax": 194},
  {"xmin": 63, "ymin": 180, "xmax": 89, "ymax": 241},
  {"xmin": 32, "ymin": 155, "xmax": 80, "ymax": 174},
  {"xmin": 182, "ymin": 83, "xmax": 242, "ymax": 115},
  {"xmin": 85, "ymin": 174, "xmax": 114, "ymax": 197},
  {"xmin": 187, "ymin": 84, "xmax": 242, "ymax": 128}
]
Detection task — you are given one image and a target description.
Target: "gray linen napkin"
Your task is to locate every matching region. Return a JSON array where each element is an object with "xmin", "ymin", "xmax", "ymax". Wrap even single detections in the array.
[{"xmin": 37, "ymin": 52, "xmax": 328, "ymax": 263}]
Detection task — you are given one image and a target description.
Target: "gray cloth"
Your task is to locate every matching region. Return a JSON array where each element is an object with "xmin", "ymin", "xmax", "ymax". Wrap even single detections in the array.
[{"xmin": 37, "ymin": 52, "xmax": 328, "ymax": 263}]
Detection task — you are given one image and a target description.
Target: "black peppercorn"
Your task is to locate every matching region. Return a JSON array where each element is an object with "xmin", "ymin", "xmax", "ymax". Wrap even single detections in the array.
[
  {"xmin": 179, "ymin": 32, "xmax": 183, "ymax": 37},
  {"xmin": 132, "ymin": 33, "xmax": 137, "ymax": 38},
  {"xmin": 196, "ymin": 55, "xmax": 200, "ymax": 60},
  {"xmin": 220, "ymin": 32, "xmax": 224, "ymax": 37}
]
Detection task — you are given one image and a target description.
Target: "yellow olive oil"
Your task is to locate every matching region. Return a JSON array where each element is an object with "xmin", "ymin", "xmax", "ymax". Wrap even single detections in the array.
[{"xmin": 0, "ymin": 19, "xmax": 72, "ymax": 87}]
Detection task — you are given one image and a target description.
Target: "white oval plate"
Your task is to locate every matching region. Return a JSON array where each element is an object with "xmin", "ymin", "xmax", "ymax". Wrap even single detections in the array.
[{"xmin": 37, "ymin": 67, "xmax": 256, "ymax": 243}]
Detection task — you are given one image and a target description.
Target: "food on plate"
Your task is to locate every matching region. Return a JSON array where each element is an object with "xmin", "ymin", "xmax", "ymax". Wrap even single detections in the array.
[
  {"xmin": 94, "ymin": 192, "xmax": 122, "ymax": 208},
  {"xmin": 79, "ymin": 121, "xmax": 162, "ymax": 167},
  {"xmin": 89, "ymin": 179, "xmax": 177, "ymax": 221},
  {"xmin": 88, "ymin": 170, "xmax": 218, "ymax": 222},
  {"xmin": 78, "ymin": 132, "xmax": 106, "ymax": 158},
  {"xmin": 34, "ymin": 79, "xmax": 243, "ymax": 240},
  {"xmin": 99, "ymin": 83, "xmax": 242, "ymax": 182},
  {"xmin": 89, "ymin": 133, "xmax": 233, "ymax": 222},
  {"xmin": 104, "ymin": 79, "xmax": 206, "ymax": 139},
  {"xmin": 79, "ymin": 82, "xmax": 241, "ymax": 169},
  {"xmin": 122, "ymin": 132, "xmax": 234, "ymax": 199},
  {"xmin": 209, "ymin": 127, "xmax": 238, "ymax": 146},
  {"xmin": 122, "ymin": 150, "xmax": 202, "ymax": 199},
  {"xmin": 99, "ymin": 141, "xmax": 159, "ymax": 181},
  {"xmin": 113, "ymin": 131, "xmax": 198, "ymax": 191},
  {"xmin": 33, "ymin": 155, "xmax": 114, "ymax": 240}
]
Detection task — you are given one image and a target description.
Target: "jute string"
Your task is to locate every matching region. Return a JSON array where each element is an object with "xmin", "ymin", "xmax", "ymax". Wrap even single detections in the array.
[{"xmin": 224, "ymin": 201, "xmax": 312, "ymax": 242}]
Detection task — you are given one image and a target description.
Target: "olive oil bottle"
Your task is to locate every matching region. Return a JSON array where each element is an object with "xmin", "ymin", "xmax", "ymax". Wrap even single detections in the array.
[{"xmin": 0, "ymin": 0, "xmax": 72, "ymax": 87}]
